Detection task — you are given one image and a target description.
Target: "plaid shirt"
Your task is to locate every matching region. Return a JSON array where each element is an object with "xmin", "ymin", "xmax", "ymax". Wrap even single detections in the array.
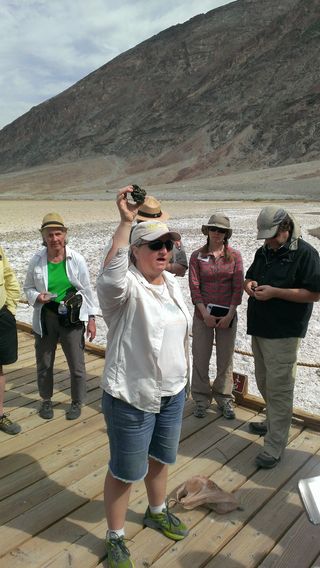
[{"xmin": 189, "ymin": 246, "xmax": 244, "ymax": 310}]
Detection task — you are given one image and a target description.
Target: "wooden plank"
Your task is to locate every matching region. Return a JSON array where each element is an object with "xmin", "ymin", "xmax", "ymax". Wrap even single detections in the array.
[
  {"xmin": 0, "ymin": 463, "xmax": 108, "ymax": 557},
  {"xmin": 201, "ymin": 442, "xmax": 320, "ymax": 568},
  {"xmin": 0, "ymin": 409, "xmax": 256, "ymax": 567},
  {"xmin": 0, "ymin": 428, "xmax": 107, "ymax": 502},
  {"xmin": 258, "ymin": 512, "xmax": 320, "ymax": 568},
  {"xmin": 2, "ymin": 328, "xmax": 320, "ymax": 568},
  {"xmin": 1, "ymin": 442, "xmax": 108, "ymax": 523},
  {"xmin": 2, "ymin": 496, "xmax": 107, "ymax": 568},
  {"xmin": 0, "ymin": 389, "xmax": 104, "ymax": 457},
  {"xmin": 148, "ymin": 428, "xmax": 318, "ymax": 568},
  {"xmin": 0, "ymin": 411, "xmax": 105, "ymax": 477}
]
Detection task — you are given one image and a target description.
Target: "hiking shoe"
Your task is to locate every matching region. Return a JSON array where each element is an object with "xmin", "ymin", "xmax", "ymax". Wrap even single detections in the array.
[
  {"xmin": 0, "ymin": 414, "xmax": 21, "ymax": 435},
  {"xmin": 220, "ymin": 399, "xmax": 235, "ymax": 419},
  {"xmin": 193, "ymin": 404, "xmax": 207, "ymax": 418},
  {"xmin": 66, "ymin": 401, "xmax": 81, "ymax": 420},
  {"xmin": 255, "ymin": 451, "xmax": 280, "ymax": 469},
  {"xmin": 39, "ymin": 400, "xmax": 53, "ymax": 419},
  {"xmin": 249, "ymin": 421, "xmax": 268, "ymax": 436},
  {"xmin": 143, "ymin": 504, "xmax": 189, "ymax": 541},
  {"xmin": 105, "ymin": 533, "xmax": 134, "ymax": 568}
]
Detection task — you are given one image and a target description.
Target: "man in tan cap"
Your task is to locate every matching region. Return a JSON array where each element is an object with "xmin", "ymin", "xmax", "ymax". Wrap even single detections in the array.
[
  {"xmin": 244, "ymin": 206, "xmax": 320, "ymax": 468},
  {"xmin": 24, "ymin": 212, "xmax": 97, "ymax": 421},
  {"xmin": 136, "ymin": 196, "xmax": 188, "ymax": 277}
]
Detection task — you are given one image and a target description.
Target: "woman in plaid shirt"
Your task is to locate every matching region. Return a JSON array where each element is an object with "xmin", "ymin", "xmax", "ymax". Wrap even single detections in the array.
[{"xmin": 189, "ymin": 214, "xmax": 244, "ymax": 419}]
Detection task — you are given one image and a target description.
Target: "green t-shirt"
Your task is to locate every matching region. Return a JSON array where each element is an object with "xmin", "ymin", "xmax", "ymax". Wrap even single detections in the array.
[{"xmin": 48, "ymin": 260, "xmax": 76, "ymax": 302}]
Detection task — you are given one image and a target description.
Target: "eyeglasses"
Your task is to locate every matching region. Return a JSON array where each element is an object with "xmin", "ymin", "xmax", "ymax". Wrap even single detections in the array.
[
  {"xmin": 139, "ymin": 239, "xmax": 174, "ymax": 251},
  {"xmin": 208, "ymin": 227, "xmax": 227, "ymax": 234}
]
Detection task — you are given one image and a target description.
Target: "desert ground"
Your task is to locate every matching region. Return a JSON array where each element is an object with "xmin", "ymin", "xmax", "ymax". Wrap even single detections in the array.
[{"xmin": 1, "ymin": 195, "xmax": 319, "ymax": 416}]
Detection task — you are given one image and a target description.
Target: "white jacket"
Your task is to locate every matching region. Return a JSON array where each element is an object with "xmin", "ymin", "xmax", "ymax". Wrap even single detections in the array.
[
  {"xmin": 24, "ymin": 245, "xmax": 97, "ymax": 336},
  {"xmin": 97, "ymin": 244, "xmax": 192, "ymax": 412}
]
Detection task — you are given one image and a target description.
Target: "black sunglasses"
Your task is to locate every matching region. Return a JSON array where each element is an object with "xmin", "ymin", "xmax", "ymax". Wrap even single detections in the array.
[
  {"xmin": 208, "ymin": 226, "xmax": 227, "ymax": 234},
  {"xmin": 140, "ymin": 239, "xmax": 174, "ymax": 251}
]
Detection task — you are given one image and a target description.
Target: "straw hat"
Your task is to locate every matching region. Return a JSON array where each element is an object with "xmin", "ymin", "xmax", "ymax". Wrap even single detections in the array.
[
  {"xmin": 136, "ymin": 196, "xmax": 169, "ymax": 222},
  {"xmin": 40, "ymin": 213, "xmax": 67, "ymax": 231}
]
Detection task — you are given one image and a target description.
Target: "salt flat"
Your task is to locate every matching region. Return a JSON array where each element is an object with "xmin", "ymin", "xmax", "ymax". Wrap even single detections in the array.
[{"xmin": 1, "ymin": 199, "xmax": 319, "ymax": 415}]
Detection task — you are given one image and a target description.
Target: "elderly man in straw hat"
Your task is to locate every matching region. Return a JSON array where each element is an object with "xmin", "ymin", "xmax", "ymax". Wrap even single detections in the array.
[
  {"xmin": 24, "ymin": 213, "xmax": 97, "ymax": 421},
  {"xmin": 245, "ymin": 206, "xmax": 320, "ymax": 469},
  {"xmin": 136, "ymin": 196, "xmax": 188, "ymax": 277}
]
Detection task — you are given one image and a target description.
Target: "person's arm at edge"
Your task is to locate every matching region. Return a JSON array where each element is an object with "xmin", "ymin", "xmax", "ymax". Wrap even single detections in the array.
[{"xmin": 3, "ymin": 250, "xmax": 20, "ymax": 314}]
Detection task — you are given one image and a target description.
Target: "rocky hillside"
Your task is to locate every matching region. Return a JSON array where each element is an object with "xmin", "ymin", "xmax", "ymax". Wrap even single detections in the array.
[{"xmin": 0, "ymin": 0, "xmax": 319, "ymax": 185}]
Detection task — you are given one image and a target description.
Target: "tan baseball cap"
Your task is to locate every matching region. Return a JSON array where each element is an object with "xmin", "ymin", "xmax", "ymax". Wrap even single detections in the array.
[
  {"xmin": 256, "ymin": 206, "xmax": 288, "ymax": 239},
  {"xmin": 130, "ymin": 221, "xmax": 180, "ymax": 245}
]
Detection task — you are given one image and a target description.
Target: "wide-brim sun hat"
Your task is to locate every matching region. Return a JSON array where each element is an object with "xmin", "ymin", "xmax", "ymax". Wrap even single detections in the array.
[
  {"xmin": 202, "ymin": 213, "xmax": 232, "ymax": 239},
  {"xmin": 136, "ymin": 196, "xmax": 169, "ymax": 222},
  {"xmin": 40, "ymin": 212, "xmax": 67, "ymax": 231},
  {"xmin": 256, "ymin": 206, "xmax": 288, "ymax": 239},
  {"xmin": 130, "ymin": 221, "xmax": 181, "ymax": 246}
]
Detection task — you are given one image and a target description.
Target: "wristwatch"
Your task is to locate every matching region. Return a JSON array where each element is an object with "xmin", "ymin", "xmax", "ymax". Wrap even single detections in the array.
[{"xmin": 88, "ymin": 315, "xmax": 95, "ymax": 321}]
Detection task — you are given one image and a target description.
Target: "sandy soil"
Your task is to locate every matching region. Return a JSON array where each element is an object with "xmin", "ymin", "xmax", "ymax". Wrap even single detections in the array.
[{"xmin": 0, "ymin": 198, "xmax": 319, "ymax": 234}]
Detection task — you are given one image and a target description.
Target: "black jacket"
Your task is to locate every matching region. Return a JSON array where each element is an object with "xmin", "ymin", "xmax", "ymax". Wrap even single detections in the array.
[{"xmin": 246, "ymin": 238, "xmax": 320, "ymax": 338}]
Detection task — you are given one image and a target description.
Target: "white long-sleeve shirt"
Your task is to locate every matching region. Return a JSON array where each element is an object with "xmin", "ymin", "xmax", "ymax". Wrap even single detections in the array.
[
  {"xmin": 24, "ymin": 245, "xmax": 97, "ymax": 336},
  {"xmin": 97, "ymin": 243, "xmax": 192, "ymax": 413}
]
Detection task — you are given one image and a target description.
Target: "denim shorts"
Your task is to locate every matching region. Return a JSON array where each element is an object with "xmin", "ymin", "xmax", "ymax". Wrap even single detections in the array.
[{"xmin": 101, "ymin": 388, "xmax": 185, "ymax": 483}]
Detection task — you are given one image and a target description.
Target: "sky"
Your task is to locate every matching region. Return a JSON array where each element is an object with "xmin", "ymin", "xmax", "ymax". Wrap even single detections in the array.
[{"xmin": 0, "ymin": 0, "xmax": 233, "ymax": 130}]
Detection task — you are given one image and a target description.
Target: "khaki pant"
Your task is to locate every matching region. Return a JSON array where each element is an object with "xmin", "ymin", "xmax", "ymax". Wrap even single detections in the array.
[
  {"xmin": 252, "ymin": 336, "xmax": 300, "ymax": 459},
  {"xmin": 191, "ymin": 314, "xmax": 237, "ymax": 408}
]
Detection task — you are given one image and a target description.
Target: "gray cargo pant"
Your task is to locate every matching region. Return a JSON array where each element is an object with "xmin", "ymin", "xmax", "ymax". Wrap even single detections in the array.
[{"xmin": 35, "ymin": 309, "xmax": 86, "ymax": 404}]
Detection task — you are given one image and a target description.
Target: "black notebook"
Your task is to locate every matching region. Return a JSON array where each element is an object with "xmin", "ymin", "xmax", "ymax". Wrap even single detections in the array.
[
  {"xmin": 207, "ymin": 304, "xmax": 229, "ymax": 317},
  {"xmin": 206, "ymin": 304, "xmax": 234, "ymax": 327}
]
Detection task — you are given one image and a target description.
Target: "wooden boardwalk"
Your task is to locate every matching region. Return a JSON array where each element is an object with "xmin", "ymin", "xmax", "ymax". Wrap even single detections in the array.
[{"xmin": 1, "ymin": 328, "xmax": 320, "ymax": 568}]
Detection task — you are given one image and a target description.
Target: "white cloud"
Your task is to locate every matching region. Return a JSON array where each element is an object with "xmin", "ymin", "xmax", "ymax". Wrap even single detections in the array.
[{"xmin": 0, "ymin": 0, "xmax": 233, "ymax": 129}]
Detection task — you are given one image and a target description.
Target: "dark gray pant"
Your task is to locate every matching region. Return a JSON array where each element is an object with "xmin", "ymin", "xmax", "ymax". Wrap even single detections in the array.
[{"xmin": 35, "ymin": 309, "xmax": 86, "ymax": 404}]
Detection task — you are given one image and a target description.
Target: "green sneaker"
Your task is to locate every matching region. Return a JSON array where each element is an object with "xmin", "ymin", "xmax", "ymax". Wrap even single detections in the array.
[
  {"xmin": 105, "ymin": 533, "xmax": 134, "ymax": 568},
  {"xmin": 0, "ymin": 414, "xmax": 21, "ymax": 435},
  {"xmin": 143, "ymin": 504, "xmax": 189, "ymax": 541}
]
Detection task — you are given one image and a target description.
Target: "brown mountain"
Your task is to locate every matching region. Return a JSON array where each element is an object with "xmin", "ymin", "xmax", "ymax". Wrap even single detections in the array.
[{"xmin": 0, "ymin": 0, "xmax": 319, "ymax": 187}]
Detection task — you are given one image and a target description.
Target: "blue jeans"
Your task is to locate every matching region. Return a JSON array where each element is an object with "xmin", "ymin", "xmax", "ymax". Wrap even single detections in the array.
[{"xmin": 101, "ymin": 388, "xmax": 185, "ymax": 482}]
